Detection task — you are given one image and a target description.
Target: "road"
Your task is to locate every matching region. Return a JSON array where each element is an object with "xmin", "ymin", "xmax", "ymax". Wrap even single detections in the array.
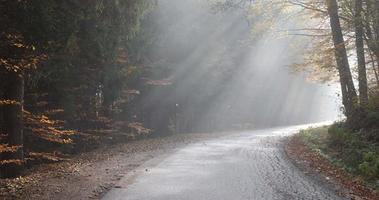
[{"xmin": 102, "ymin": 124, "xmax": 345, "ymax": 200}]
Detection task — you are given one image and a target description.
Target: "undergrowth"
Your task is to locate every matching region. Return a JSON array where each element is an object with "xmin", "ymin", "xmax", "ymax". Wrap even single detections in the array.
[{"xmin": 299, "ymin": 124, "xmax": 379, "ymax": 191}]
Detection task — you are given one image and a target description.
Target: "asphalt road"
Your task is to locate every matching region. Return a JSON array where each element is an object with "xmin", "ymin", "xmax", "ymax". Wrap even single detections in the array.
[{"xmin": 102, "ymin": 124, "xmax": 346, "ymax": 200}]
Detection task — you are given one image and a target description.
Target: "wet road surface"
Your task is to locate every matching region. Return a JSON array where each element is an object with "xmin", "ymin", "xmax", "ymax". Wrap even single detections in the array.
[{"xmin": 102, "ymin": 124, "xmax": 345, "ymax": 200}]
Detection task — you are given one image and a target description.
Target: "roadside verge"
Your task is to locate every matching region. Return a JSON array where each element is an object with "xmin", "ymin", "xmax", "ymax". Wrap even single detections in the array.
[{"xmin": 285, "ymin": 127, "xmax": 379, "ymax": 200}]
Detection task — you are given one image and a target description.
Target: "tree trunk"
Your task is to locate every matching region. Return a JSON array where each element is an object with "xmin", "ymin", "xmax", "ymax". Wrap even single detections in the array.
[
  {"xmin": 355, "ymin": 0, "xmax": 368, "ymax": 104},
  {"xmin": 374, "ymin": 1, "xmax": 379, "ymax": 64},
  {"xmin": 375, "ymin": 0, "xmax": 379, "ymax": 38},
  {"xmin": 365, "ymin": 0, "xmax": 379, "ymax": 62},
  {"xmin": 325, "ymin": 0, "xmax": 358, "ymax": 123},
  {"xmin": 369, "ymin": 50, "xmax": 379, "ymax": 86},
  {"xmin": 0, "ymin": 72, "xmax": 24, "ymax": 178}
]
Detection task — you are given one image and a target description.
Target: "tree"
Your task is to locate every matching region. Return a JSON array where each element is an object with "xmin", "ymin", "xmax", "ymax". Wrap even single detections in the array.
[
  {"xmin": 364, "ymin": 0, "xmax": 379, "ymax": 62},
  {"xmin": 1, "ymin": 71, "xmax": 24, "ymax": 178},
  {"xmin": 325, "ymin": 0, "xmax": 358, "ymax": 124},
  {"xmin": 0, "ymin": 0, "xmax": 154, "ymax": 178},
  {"xmin": 0, "ymin": 1, "xmax": 44, "ymax": 177},
  {"xmin": 355, "ymin": 0, "xmax": 368, "ymax": 104}
]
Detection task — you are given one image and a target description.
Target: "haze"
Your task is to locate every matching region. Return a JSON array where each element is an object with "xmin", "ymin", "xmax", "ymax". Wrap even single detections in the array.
[{"xmin": 140, "ymin": 0, "xmax": 340, "ymax": 134}]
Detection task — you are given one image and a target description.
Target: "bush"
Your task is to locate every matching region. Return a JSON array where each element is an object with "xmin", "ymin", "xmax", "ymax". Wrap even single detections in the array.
[
  {"xmin": 365, "ymin": 129, "xmax": 379, "ymax": 144},
  {"xmin": 359, "ymin": 152, "xmax": 379, "ymax": 180},
  {"xmin": 300, "ymin": 123, "xmax": 379, "ymax": 188},
  {"xmin": 362, "ymin": 90, "xmax": 379, "ymax": 129},
  {"xmin": 328, "ymin": 123, "xmax": 354, "ymax": 148},
  {"xmin": 362, "ymin": 111, "xmax": 379, "ymax": 129},
  {"xmin": 327, "ymin": 124, "xmax": 364, "ymax": 168}
]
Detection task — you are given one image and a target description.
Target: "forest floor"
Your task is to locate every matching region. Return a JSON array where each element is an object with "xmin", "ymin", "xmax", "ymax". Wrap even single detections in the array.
[
  {"xmin": 0, "ymin": 132, "xmax": 225, "ymax": 200},
  {"xmin": 285, "ymin": 134, "xmax": 379, "ymax": 200}
]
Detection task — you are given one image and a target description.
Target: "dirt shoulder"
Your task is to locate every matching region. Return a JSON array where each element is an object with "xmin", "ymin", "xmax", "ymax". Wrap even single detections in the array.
[
  {"xmin": 0, "ymin": 133, "xmax": 222, "ymax": 200},
  {"xmin": 285, "ymin": 135, "xmax": 379, "ymax": 200}
]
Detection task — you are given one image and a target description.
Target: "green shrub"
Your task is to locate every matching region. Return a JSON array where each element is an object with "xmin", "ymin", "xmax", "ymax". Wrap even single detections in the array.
[
  {"xmin": 298, "ymin": 127, "xmax": 329, "ymax": 150},
  {"xmin": 358, "ymin": 152, "xmax": 379, "ymax": 180},
  {"xmin": 328, "ymin": 123, "xmax": 351, "ymax": 147},
  {"xmin": 365, "ymin": 129, "xmax": 379, "ymax": 144},
  {"xmin": 300, "ymin": 122, "xmax": 379, "ymax": 189},
  {"xmin": 327, "ymin": 123, "xmax": 368, "ymax": 172},
  {"xmin": 362, "ymin": 111, "xmax": 379, "ymax": 129}
]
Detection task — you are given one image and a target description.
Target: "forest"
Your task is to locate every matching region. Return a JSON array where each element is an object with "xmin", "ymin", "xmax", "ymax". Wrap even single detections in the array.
[{"xmin": 0, "ymin": 0, "xmax": 378, "ymax": 199}]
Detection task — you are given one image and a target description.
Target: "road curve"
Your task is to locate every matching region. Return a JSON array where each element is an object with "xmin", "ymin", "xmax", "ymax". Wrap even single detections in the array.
[{"xmin": 102, "ymin": 123, "xmax": 345, "ymax": 200}]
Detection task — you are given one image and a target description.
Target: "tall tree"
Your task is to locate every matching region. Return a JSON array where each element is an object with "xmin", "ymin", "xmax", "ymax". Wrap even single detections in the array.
[
  {"xmin": 325, "ymin": 0, "xmax": 358, "ymax": 123},
  {"xmin": 364, "ymin": 0, "xmax": 379, "ymax": 63},
  {"xmin": 1, "ymin": 71, "xmax": 24, "ymax": 178},
  {"xmin": 0, "ymin": 0, "xmax": 153, "ymax": 177},
  {"xmin": 355, "ymin": 0, "xmax": 368, "ymax": 104}
]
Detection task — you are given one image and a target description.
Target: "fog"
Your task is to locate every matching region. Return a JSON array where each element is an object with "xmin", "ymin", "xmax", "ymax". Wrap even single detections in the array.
[{"xmin": 139, "ymin": 0, "xmax": 340, "ymax": 133}]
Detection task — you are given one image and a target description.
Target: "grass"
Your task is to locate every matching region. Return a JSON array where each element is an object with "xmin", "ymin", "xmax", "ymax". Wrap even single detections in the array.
[{"xmin": 298, "ymin": 124, "xmax": 379, "ymax": 191}]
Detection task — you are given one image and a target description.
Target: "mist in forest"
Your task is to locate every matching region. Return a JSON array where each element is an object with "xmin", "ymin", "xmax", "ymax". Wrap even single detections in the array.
[{"xmin": 139, "ymin": 0, "xmax": 340, "ymax": 133}]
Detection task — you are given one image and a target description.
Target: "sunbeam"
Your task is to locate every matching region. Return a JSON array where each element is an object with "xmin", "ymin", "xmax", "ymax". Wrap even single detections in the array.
[{"xmin": 141, "ymin": 0, "xmax": 341, "ymax": 133}]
